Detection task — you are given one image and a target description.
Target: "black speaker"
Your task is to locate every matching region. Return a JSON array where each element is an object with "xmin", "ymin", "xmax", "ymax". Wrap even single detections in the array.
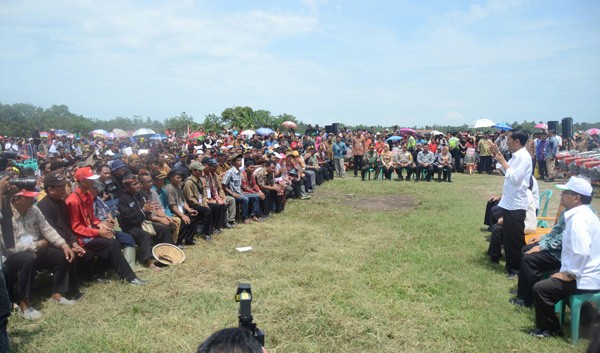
[
  {"xmin": 332, "ymin": 123, "xmax": 339, "ymax": 134},
  {"xmin": 325, "ymin": 125, "xmax": 333, "ymax": 134},
  {"xmin": 547, "ymin": 121, "xmax": 559, "ymax": 133},
  {"xmin": 561, "ymin": 117, "xmax": 573, "ymax": 138}
]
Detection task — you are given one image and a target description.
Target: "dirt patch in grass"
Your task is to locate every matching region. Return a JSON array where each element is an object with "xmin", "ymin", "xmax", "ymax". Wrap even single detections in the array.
[{"xmin": 347, "ymin": 194, "xmax": 419, "ymax": 212}]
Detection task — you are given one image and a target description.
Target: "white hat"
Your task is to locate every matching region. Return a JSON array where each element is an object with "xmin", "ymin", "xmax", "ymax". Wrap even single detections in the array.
[{"xmin": 556, "ymin": 176, "xmax": 593, "ymax": 197}]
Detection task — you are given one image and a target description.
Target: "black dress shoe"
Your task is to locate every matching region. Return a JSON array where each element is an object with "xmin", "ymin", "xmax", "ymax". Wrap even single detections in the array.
[
  {"xmin": 528, "ymin": 328, "xmax": 562, "ymax": 338},
  {"xmin": 509, "ymin": 297, "xmax": 531, "ymax": 308},
  {"xmin": 185, "ymin": 239, "xmax": 196, "ymax": 245}
]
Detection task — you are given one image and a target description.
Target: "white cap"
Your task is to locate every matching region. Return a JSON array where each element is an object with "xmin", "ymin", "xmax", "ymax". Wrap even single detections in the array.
[{"xmin": 556, "ymin": 176, "xmax": 593, "ymax": 197}]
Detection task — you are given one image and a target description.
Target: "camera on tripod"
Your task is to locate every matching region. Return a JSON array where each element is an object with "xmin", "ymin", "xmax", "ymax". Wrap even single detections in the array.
[{"xmin": 235, "ymin": 283, "xmax": 265, "ymax": 346}]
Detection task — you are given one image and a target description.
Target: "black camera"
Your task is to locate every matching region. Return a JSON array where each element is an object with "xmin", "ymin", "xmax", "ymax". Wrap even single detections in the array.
[
  {"xmin": 0, "ymin": 173, "xmax": 38, "ymax": 191},
  {"xmin": 235, "ymin": 283, "xmax": 265, "ymax": 346}
]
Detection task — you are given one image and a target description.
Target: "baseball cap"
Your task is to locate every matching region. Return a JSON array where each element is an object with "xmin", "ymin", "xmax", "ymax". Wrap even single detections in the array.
[
  {"xmin": 44, "ymin": 171, "xmax": 68, "ymax": 187},
  {"xmin": 150, "ymin": 171, "xmax": 166, "ymax": 180},
  {"xmin": 15, "ymin": 190, "xmax": 39, "ymax": 198},
  {"xmin": 556, "ymin": 176, "xmax": 593, "ymax": 197},
  {"xmin": 110, "ymin": 159, "xmax": 127, "ymax": 171},
  {"xmin": 189, "ymin": 161, "xmax": 205, "ymax": 171},
  {"xmin": 75, "ymin": 167, "xmax": 100, "ymax": 182}
]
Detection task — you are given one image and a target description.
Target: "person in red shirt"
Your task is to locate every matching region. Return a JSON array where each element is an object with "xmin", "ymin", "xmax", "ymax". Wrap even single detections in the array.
[{"xmin": 65, "ymin": 167, "xmax": 146, "ymax": 285}]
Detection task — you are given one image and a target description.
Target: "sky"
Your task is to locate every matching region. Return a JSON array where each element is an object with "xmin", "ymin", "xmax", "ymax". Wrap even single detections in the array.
[{"xmin": 1, "ymin": 0, "xmax": 599, "ymax": 127}]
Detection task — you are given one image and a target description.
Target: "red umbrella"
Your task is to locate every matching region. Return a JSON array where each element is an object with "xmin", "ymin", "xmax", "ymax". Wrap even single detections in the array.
[
  {"xmin": 281, "ymin": 121, "xmax": 298, "ymax": 130},
  {"xmin": 188, "ymin": 132, "xmax": 206, "ymax": 140},
  {"xmin": 399, "ymin": 128, "xmax": 416, "ymax": 135},
  {"xmin": 534, "ymin": 123, "xmax": 548, "ymax": 129}
]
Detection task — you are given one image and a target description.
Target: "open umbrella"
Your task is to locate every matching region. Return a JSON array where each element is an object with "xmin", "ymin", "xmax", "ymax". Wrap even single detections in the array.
[
  {"xmin": 430, "ymin": 130, "xmax": 444, "ymax": 136},
  {"xmin": 386, "ymin": 136, "xmax": 403, "ymax": 142},
  {"xmin": 39, "ymin": 132, "xmax": 49, "ymax": 138},
  {"xmin": 471, "ymin": 119, "xmax": 495, "ymax": 129},
  {"xmin": 256, "ymin": 127, "xmax": 274, "ymax": 136},
  {"xmin": 399, "ymin": 128, "xmax": 416, "ymax": 135},
  {"xmin": 132, "ymin": 128, "xmax": 157, "ymax": 138},
  {"xmin": 241, "ymin": 130, "xmax": 256, "ymax": 136},
  {"xmin": 534, "ymin": 123, "xmax": 548, "ymax": 129},
  {"xmin": 281, "ymin": 121, "xmax": 298, "ymax": 130},
  {"xmin": 586, "ymin": 128, "xmax": 600, "ymax": 135},
  {"xmin": 90, "ymin": 129, "xmax": 110, "ymax": 138},
  {"xmin": 112, "ymin": 128, "xmax": 129, "ymax": 138},
  {"xmin": 493, "ymin": 123, "xmax": 512, "ymax": 131},
  {"xmin": 54, "ymin": 129, "xmax": 70, "ymax": 137},
  {"xmin": 188, "ymin": 132, "xmax": 206, "ymax": 141},
  {"xmin": 149, "ymin": 134, "xmax": 167, "ymax": 140}
]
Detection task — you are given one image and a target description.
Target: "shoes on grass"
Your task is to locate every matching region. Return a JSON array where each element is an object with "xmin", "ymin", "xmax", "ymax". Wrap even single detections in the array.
[
  {"xmin": 528, "ymin": 328, "xmax": 562, "ymax": 338},
  {"xmin": 129, "ymin": 278, "xmax": 147, "ymax": 286},
  {"xmin": 506, "ymin": 273, "xmax": 519, "ymax": 280},
  {"xmin": 49, "ymin": 297, "xmax": 76, "ymax": 305},
  {"xmin": 509, "ymin": 297, "xmax": 531, "ymax": 308},
  {"xmin": 19, "ymin": 307, "xmax": 42, "ymax": 321}
]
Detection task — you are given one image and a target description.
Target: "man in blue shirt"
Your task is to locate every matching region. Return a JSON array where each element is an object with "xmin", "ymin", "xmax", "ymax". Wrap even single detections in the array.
[{"xmin": 332, "ymin": 136, "xmax": 347, "ymax": 178}]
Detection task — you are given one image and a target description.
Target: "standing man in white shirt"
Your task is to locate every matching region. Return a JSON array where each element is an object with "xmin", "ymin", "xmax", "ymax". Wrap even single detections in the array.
[
  {"xmin": 490, "ymin": 129, "xmax": 533, "ymax": 279},
  {"xmin": 529, "ymin": 176, "xmax": 599, "ymax": 338}
]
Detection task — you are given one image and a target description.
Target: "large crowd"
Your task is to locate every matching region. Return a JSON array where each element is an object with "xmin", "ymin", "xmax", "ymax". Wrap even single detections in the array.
[{"xmin": 0, "ymin": 124, "xmax": 599, "ymax": 350}]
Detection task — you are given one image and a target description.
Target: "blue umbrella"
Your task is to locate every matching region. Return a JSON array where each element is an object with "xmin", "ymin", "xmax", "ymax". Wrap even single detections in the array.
[
  {"xmin": 386, "ymin": 135, "xmax": 403, "ymax": 142},
  {"xmin": 256, "ymin": 127, "xmax": 274, "ymax": 136},
  {"xmin": 493, "ymin": 123, "xmax": 512, "ymax": 131}
]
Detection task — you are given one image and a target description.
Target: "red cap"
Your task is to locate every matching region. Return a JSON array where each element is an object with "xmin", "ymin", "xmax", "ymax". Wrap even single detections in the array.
[
  {"xmin": 15, "ymin": 190, "xmax": 39, "ymax": 198},
  {"xmin": 74, "ymin": 167, "xmax": 100, "ymax": 182}
]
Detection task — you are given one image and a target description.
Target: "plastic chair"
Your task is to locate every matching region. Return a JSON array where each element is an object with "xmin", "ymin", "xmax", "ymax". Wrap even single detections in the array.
[
  {"xmin": 557, "ymin": 291, "xmax": 600, "ymax": 345},
  {"xmin": 537, "ymin": 190, "xmax": 553, "ymax": 228}
]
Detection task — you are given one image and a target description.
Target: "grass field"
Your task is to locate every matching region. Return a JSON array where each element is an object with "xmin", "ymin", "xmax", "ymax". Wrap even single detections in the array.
[{"xmin": 9, "ymin": 173, "xmax": 599, "ymax": 353}]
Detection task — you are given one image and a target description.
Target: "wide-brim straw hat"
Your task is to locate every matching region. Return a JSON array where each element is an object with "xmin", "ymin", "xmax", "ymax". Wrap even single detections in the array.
[{"xmin": 152, "ymin": 243, "xmax": 186, "ymax": 265}]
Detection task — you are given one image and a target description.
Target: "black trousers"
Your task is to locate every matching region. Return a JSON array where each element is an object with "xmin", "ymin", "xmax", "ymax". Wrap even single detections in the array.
[
  {"xmin": 537, "ymin": 160, "xmax": 548, "ymax": 179},
  {"xmin": 175, "ymin": 213, "xmax": 200, "ymax": 244},
  {"xmin": 189, "ymin": 204, "xmax": 213, "ymax": 236},
  {"xmin": 533, "ymin": 278, "xmax": 598, "ymax": 331},
  {"xmin": 437, "ymin": 165, "xmax": 452, "ymax": 181},
  {"xmin": 353, "ymin": 155, "xmax": 363, "ymax": 176},
  {"xmin": 84, "ymin": 237, "xmax": 136, "ymax": 282},
  {"xmin": 451, "ymin": 149, "xmax": 462, "ymax": 172},
  {"xmin": 125, "ymin": 224, "xmax": 174, "ymax": 262},
  {"xmin": 361, "ymin": 163, "xmax": 376, "ymax": 180},
  {"xmin": 483, "ymin": 200, "xmax": 501, "ymax": 227},
  {"xmin": 478, "ymin": 155, "xmax": 493, "ymax": 173},
  {"xmin": 501, "ymin": 208, "xmax": 527, "ymax": 274},
  {"xmin": 0, "ymin": 270, "xmax": 9, "ymax": 351},
  {"xmin": 517, "ymin": 243, "xmax": 561, "ymax": 305},
  {"xmin": 379, "ymin": 166, "xmax": 394, "ymax": 180},
  {"xmin": 395, "ymin": 165, "xmax": 414, "ymax": 180},
  {"xmin": 207, "ymin": 202, "xmax": 227, "ymax": 230},
  {"xmin": 416, "ymin": 164, "xmax": 434, "ymax": 181},
  {"xmin": 3, "ymin": 247, "xmax": 70, "ymax": 303},
  {"xmin": 487, "ymin": 223, "xmax": 503, "ymax": 260}
]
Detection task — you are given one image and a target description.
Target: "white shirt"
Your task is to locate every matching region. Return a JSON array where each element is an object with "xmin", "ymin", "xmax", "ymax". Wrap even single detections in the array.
[
  {"xmin": 524, "ymin": 190, "xmax": 537, "ymax": 234},
  {"xmin": 560, "ymin": 204, "xmax": 600, "ymax": 290},
  {"xmin": 498, "ymin": 147, "xmax": 532, "ymax": 211},
  {"xmin": 531, "ymin": 177, "xmax": 540, "ymax": 210}
]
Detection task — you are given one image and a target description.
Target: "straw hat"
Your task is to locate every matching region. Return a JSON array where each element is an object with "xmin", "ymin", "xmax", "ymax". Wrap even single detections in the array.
[{"xmin": 152, "ymin": 243, "xmax": 186, "ymax": 265}]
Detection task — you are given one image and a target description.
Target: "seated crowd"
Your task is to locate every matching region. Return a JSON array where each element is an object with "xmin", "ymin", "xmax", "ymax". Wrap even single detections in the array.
[{"xmin": 0, "ymin": 132, "xmax": 343, "ymax": 322}]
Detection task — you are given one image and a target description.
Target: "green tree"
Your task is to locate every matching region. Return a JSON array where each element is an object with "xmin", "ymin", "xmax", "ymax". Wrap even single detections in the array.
[{"xmin": 164, "ymin": 112, "xmax": 196, "ymax": 135}]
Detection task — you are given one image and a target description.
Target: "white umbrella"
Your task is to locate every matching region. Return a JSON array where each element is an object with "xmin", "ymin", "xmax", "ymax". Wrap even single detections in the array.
[
  {"xmin": 430, "ymin": 130, "xmax": 444, "ymax": 136},
  {"xmin": 241, "ymin": 130, "xmax": 256, "ymax": 136},
  {"xmin": 112, "ymin": 128, "xmax": 129, "ymax": 138},
  {"xmin": 471, "ymin": 119, "xmax": 495, "ymax": 129},
  {"xmin": 132, "ymin": 128, "xmax": 157, "ymax": 138}
]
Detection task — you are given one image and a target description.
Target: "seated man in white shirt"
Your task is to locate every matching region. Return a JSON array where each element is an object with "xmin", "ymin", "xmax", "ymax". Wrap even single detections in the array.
[{"xmin": 529, "ymin": 176, "xmax": 600, "ymax": 338}]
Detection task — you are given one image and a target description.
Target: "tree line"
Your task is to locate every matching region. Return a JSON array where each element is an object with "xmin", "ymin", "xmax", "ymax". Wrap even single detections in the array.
[{"xmin": 0, "ymin": 102, "xmax": 597, "ymax": 138}]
